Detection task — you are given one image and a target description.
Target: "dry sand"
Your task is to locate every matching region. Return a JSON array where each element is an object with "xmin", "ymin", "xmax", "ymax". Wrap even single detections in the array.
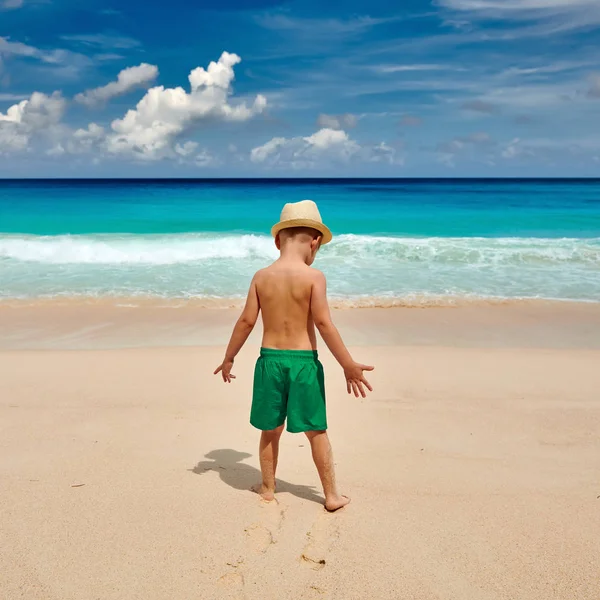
[{"xmin": 1, "ymin": 302, "xmax": 600, "ymax": 599}]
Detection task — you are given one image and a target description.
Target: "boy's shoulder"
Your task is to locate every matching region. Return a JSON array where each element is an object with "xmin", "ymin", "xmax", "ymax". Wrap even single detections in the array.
[
  {"xmin": 255, "ymin": 263, "xmax": 322, "ymax": 274},
  {"xmin": 253, "ymin": 264, "xmax": 324, "ymax": 283}
]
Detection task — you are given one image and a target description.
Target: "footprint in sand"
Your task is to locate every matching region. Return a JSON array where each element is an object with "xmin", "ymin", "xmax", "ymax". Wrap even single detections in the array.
[
  {"xmin": 244, "ymin": 499, "xmax": 287, "ymax": 554},
  {"xmin": 217, "ymin": 571, "xmax": 246, "ymax": 600},
  {"xmin": 300, "ymin": 512, "xmax": 340, "ymax": 570}
]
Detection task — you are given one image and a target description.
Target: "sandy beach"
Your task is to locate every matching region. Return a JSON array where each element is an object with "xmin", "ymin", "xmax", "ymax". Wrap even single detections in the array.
[{"xmin": 1, "ymin": 301, "xmax": 600, "ymax": 599}]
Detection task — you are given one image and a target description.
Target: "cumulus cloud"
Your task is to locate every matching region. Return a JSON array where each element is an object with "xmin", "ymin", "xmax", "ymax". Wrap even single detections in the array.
[
  {"xmin": 251, "ymin": 128, "xmax": 359, "ymax": 167},
  {"xmin": 63, "ymin": 123, "xmax": 106, "ymax": 154},
  {"xmin": 173, "ymin": 142, "xmax": 217, "ymax": 167},
  {"xmin": 316, "ymin": 113, "xmax": 358, "ymax": 130},
  {"xmin": 250, "ymin": 127, "xmax": 400, "ymax": 169},
  {"xmin": 103, "ymin": 51, "xmax": 266, "ymax": 160},
  {"xmin": 0, "ymin": 51, "xmax": 264, "ymax": 166},
  {"xmin": 75, "ymin": 63, "xmax": 159, "ymax": 107},
  {"xmin": 0, "ymin": 91, "xmax": 66, "ymax": 153},
  {"xmin": 0, "ymin": 91, "xmax": 65, "ymax": 128}
]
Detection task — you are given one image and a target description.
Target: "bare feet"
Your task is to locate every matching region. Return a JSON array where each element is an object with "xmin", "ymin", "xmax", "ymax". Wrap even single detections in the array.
[
  {"xmin": 324, "ymin": 495, "xmax": 351, "ymax": 512},
  {"xmin": 251, "ymin": 483, "xmax": 276, "ymax": 502}
]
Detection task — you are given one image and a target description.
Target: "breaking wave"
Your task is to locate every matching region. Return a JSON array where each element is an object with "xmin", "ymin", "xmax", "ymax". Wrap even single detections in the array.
[
  {"xmin": 1, "ymin": 233, "xmax": 599, "ymax": 266},
  {"xmin": 1, "ymin": 233, "xmax": 599, "ymax": 302}
]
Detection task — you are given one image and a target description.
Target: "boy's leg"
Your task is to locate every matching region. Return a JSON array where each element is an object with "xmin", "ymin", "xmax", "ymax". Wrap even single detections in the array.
[
  {"xmin": 254, "ymin": 424, "xmax": 285, "ymax": 501},
  {"xmin": 305, "ymin": 430, "xmax": 350, "ymax": 512}
]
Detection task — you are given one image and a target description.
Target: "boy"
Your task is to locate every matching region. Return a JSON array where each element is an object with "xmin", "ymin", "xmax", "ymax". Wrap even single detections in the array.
[{"xmin": 214, "ymin": 200, "xmax": 374, "ymax": 512}]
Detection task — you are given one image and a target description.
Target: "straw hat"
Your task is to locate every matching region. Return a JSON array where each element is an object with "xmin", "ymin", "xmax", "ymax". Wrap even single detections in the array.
[{"xmin": 271, "ymin": 200, "xmax": 332, "ymax": 245}]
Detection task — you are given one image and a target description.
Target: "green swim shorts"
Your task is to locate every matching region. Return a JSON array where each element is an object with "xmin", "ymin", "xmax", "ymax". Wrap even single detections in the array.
[{"xmin": 250, "ymin": 348, "xmax": 327, "ymax": 433}]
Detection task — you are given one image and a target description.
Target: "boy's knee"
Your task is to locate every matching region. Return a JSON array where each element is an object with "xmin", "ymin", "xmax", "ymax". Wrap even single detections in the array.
[
  {"xmin": 304, "ymin": 429, "xmax": 327, "ymax": 441},
  {"xmin": 262, "ymin": 424, "xmax": 285, "ymax": 439}
]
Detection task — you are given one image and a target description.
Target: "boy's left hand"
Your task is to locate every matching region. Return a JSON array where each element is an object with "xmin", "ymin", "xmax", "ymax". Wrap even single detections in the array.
[{"xmin": 214, "ymin": 359, "xmax": 236, "ymax": 383}]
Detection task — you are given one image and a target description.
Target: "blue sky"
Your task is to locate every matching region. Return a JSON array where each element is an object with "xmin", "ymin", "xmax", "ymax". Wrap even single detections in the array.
[{"xmin": 1, "ymin": 0, "xmax": 600, "ymax": 177}]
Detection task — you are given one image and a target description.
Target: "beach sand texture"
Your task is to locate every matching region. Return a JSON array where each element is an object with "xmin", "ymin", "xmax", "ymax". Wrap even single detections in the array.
[{"xmin": 1, "ymin": 303, "xmax": 600, "ymax": 599}]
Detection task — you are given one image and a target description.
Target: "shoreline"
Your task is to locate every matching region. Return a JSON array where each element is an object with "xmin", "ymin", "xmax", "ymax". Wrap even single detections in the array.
[
  {"xmin": 1, "ymin": 294, "xmax": 599, "ymax": 310},
  {"xmin": 1, "ymin": 299, "xmax": 599, "ymax": 351}
]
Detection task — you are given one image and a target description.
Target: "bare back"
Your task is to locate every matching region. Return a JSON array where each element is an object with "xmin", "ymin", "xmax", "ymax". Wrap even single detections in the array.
[{"xmin": 255, "ymin": 262, "xmax": 318, "ymax": 350}]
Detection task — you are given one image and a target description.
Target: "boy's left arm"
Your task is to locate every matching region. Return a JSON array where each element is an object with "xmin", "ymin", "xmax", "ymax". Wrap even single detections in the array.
[{"xmin": 214, "ymin": 276, "xmax": 260, "ymax": 383}]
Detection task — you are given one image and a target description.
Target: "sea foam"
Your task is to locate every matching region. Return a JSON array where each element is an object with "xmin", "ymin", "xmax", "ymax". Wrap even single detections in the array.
[
  {"xmin": 1, "ymin": 233, "xmax": 599, "ymax": 302},
  {"xmin": 1, "ymin": 233, "xmax": 598, "ymax": 266}
]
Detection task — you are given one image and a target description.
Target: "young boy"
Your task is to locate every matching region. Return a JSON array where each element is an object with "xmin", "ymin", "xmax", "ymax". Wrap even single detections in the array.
[{"xmin": 214, "ymin": 200, "xmax": 374, "ymax": 512}]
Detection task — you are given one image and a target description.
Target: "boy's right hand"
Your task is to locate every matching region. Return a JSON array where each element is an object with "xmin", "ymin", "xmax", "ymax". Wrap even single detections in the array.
[
  {"xmin": 214, "ymin": 359, "xmax": 236, "ymax": 383},
  {"xmin": 344, "ymin": 362, "xmax": 374, "ymax": 398}
]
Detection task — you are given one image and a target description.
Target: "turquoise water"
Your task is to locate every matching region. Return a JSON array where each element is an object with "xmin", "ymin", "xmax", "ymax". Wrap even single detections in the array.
[{"xmin": 1, "ymin": 179, "xmax": 599, "ymax": 303}]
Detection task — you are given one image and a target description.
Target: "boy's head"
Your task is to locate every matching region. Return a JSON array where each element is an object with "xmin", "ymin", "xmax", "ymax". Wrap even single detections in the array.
[
  {"xmin": 276, "ymin": 226, "xmax": 322, "ymax": 265},
  {"xmin": 271, "ymin": 200, "xmax": 332, "ymax": 266}
]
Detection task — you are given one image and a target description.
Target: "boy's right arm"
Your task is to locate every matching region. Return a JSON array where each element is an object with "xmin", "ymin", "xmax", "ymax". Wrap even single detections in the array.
[
  {"xmin": 310, "ymin": 271, "xmax": 374, "ymax": 398},
  {"xmin": 214, "ymin": 275, "xmax": 260, "ymax": 383}
]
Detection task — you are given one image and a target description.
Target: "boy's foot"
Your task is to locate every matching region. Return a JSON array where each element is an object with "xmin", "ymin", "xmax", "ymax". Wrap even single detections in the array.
[
  {"xmin": 251, "ymin": 483, "xmax": 276, "ymax": 502},
  {"xmin": 324, "ymin": 495, "xmax": 351, "ymax": 512}
]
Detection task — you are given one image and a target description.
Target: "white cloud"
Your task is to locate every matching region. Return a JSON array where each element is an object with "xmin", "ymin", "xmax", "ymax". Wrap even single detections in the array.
[
  {"xmin": 366, "ymin": 142, "xmax": 401, "ymax": 165},
  {"xmin": 75, "ymin": 63, "xmax": 159, "ymax": 107},
  {"xmin": 46, "ymin": 143, "xmax": 66, "ymax": 156},
  {"xmin": 0, "ymin": 91, "xmax": 66, "ymax": 153},
  {"xmin": 104, "ymin": 52, "xmax": 266, "ymax": 160},
  {"xmin": 65, "ymin": 123, "xmax": 106, "ymax": 154},
  {"xmin": 305, "ymin": 128, "xmax": 356, "ymax": 149},
  {"xmin": 439, "ymin": 0, "xmax": 597, "ymax": 17},
  {"xmin": 0, "ymin": 122, "xmax": 29, "ymax": 152},
  {"xmin": 255, "ymin": 13, "xmax": 392, "ymax": 37},
  {"xmin": 250, "ymin": 127, "xmax": 400, "ymax": 169},
  {"xmin": 0, "ymin": 91, "xmax": 65, "ymax": 128},
  {"xmin": 373, "ymin": 64, "xmax": 445, "ymax": 74},
  {"xmin": 1, "ymin": 0, "xmax": 24, "ymax": 9},
  {"xmin": 502, "ymin": 138, "xmax": 522, "ymax": 159},
  {"xmin": 438, "ymin": 0, "xmax": 600, "ymax": 31},
  {"xmin": 0, "ymin": 93, "xmax": 28, "ymax": 101},
  {"xmin": 60, "ymin": 33, "xmax": 141, "ymax": 50},
  {"xmin": 173, "ymin": 141, "xmax": 217, "ymax": 167},
  {"xmin": 174, "ymin": 141, "xmax": 198, "ymax": 157},
  {"xmin": 194, "ymin": 149, "xmax": 217, "ymax": 167},
  {"xmin": 0, "ymin": 51, "xmax": 266, "ymax": 165},
  {"xmin": 316, "ymin": 113, "xmax": 358, "ymax": 130},
  {"xmin": 0, "ymin": 37, "xmax": 42, "ymax": 60},
  {"xmin": 0, "ymin": 37, "xmax": 94, "ymax": 80}
]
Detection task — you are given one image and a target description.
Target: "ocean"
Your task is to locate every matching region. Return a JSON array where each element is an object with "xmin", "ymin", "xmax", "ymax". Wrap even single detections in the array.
[{"xmin": 1, "ymin": 179, "xmax": 599, "ymax": 305}]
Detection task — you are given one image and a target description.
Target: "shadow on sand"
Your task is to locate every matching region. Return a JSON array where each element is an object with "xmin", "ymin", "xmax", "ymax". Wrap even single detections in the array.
[{"xmin": 190, "ymin": 449, "xmax": 324, "ymax": 505}]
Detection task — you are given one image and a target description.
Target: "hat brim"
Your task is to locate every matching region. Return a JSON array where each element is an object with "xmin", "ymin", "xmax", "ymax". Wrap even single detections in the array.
[{"xmin": 271, "ymin": 219, "xmax": 332, "ymax": 245}]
